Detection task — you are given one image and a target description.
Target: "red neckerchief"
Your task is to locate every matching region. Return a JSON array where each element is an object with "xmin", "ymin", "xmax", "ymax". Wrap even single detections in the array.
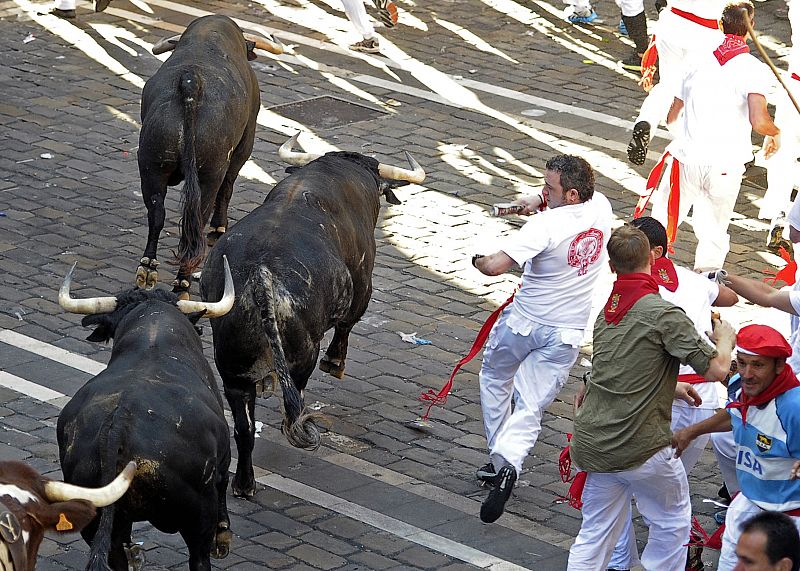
[
  {"xmin": 726, "ymin": 365, "xmax": 800, "ymax": 425},
  {"xmin": 603, "ymin": 273, "xmax": 659, "ymax": 325},
  {"xmin": 713, "ymin": 34, "xmax": 750, "ymax": 66},
  {"xmin": 651, "ymin": 256, "xmax": 679, "ymax": 292}
]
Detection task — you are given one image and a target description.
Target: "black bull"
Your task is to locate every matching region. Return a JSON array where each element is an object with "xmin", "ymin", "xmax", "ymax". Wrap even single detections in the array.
[
  {"xmin": 56, "ymin": 264, "xmax": 235, "ymax": 571},
  {"xmin": 200, "ymin": 149, "xmax": 424, "ymax": 497},
  {"xmin": 136, "ymin": 14, "xmax": 260, "ymax": 296}
]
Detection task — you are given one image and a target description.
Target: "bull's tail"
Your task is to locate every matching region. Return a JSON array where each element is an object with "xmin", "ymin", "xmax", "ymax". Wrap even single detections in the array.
[
  {"xmin": 86, "ymin": 418, "xmax": 127, "ymax": 571},
  {"xmin": 86, "ymin": 502, "xmax": 116, "ymax": 571},
  {"xmin": 177, "ymin": 69, "xmax": 205, "ymax": 273},
  {"xmin": 252, "ymin": 268, "xmax": 323, "ymax": 450}
]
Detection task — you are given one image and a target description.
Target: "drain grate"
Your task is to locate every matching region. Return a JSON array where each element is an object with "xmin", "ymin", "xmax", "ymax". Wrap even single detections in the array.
[{"xmin": 268, "ymin": 95, "xmax": 387, "ymax": 130}]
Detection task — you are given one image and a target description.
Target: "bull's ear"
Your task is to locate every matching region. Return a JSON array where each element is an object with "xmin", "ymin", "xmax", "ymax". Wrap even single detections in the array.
[
  {"xmin": 81, "ymin": 315, "xmax": 114, "ymax": 343},
  {"xmin": 245, "ymin": 40, "xmax": 257, "ymax": 61},
  {"xmin": 383, "ymin": 188, "xmax": 401, "ymax": 205},
  {"xmin": 187, "ymin": 310, "xmax": 206, "ymax": 326},
  {"xmin": 43, "ymin": 501, "xmax": 97, "ymax": 534}
]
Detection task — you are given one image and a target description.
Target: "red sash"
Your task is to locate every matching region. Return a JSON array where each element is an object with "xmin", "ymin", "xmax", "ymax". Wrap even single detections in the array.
[
  {"xmin": 726, "ymin": 365, "xmax": 800, "ymax": 425},
  {"xmin": 559, "ymin": 434, "xmax": 587, "ymax": 510},
  {"xmin": 678, "ymin": 373, "xmax": 706, "ymax": 384},
  {"xmin": 713, "ymin": 35, "xmax": 750, "ymax": 66},
  {"xmin": 652, "ymin": 257, "xmax": 679, "ymax": 292},
  {"xmin": 604, "ymin": 273, "xmax": 659, "ymax": 325},
  {"xmin": 634, "ymin": 152, "xmax": 681, "ymax": 251},
  {"xmin": 417, "ymin": 290, "xmax": 516, "ymax": 421},
  {"xmin": 670, "ymin": 7, "xmax": 720, "ymax": 29},
  {"xmin": 640, "ymin": 35, "xmax": 659, "ymax": 88},
  {"xmin": 792, "ymin": 72, "xmax": 800, "ymax": 82}
]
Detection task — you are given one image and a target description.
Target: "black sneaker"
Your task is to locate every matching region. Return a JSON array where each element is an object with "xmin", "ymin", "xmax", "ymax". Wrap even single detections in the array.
[
  {"xmin": 686, "ymin": 543, "xmax": 705, "ymax": 571},
  {"xmin": 95, "ymin": 0, "xmax": 111, "ymax": 11},
  {"xmin": 476, "ymin": 462, "xmax": 497, "ymax": 486},
  {"xmin": 627, "ymin": 120, "xmax": 650, "ymax": 165},
  {"xmin": 480, "ymin": 465, "xmax": 516, "ymax": 523},
  {"xmin": 718, "ymin": 483, "xmax": 731, "ymax": 503},
  {"xmin": 41, "ymin": 7, "xmax": 76, "ymax": 18}
]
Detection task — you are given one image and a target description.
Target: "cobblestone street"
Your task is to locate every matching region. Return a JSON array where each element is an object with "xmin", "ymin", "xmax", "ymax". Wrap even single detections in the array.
[{"xmin": 0, "ymin": 0, "xmax": 796, "ymax": 568}]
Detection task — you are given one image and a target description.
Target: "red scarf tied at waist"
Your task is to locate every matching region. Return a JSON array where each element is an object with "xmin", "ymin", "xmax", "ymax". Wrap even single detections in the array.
[
  {"xmin": 714, "ymin": 34, "xmax": 750, "ymax": 66},
  {"xmin": 604, "ymin": 273, "xmax": 659, "ymax": 325},
  {"xmin": 726, "ymin": 366, "xmax": 800, "ymax": 425},
  {"xmin": 651, "ymin": 256, "xmax": 679, "ymax": 292}
]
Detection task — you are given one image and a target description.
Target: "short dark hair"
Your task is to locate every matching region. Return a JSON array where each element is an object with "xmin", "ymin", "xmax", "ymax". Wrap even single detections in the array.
[
  {"xmin": 630, "ymin": 217, "xmax": 668, "ymax": 257},
  {"xmin": 721, "ymin": 0, "xmax": 755, "ymax": 36},
  {"xmin": 545, "ymin": 155, "xmax": 595, "ymax": 202},
  {"xmin": 607, "ymin": 225, "xmax": 651, "ymax": 274},
  {"xmin": 741, "ymin": 511, "xmax": 800, "ymax": 571}
]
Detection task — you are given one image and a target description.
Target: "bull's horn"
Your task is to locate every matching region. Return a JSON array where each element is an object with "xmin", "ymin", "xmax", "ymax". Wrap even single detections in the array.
[
  {"xmin": 59, "ymin": 262, "xmax": 118, "ymax": 315},
  {"xmin": 176, "ymin": 255, "xmax": 235, "ymax": 318},
  {"xmin": 378, "ymin": 151, "xmax": 426, "ymax": 183},
  {"xmin": 151, "ymin": 35, "xmax": 181, "ymax": 55},
  {"xmin": 45, "ymin": 461, "xmax": 136, "ymax": 508},
  {"xmin": 278, "ymin": 133, "xmax": 322, "ymax": 166},
  {"xmin": 245, "ymin": 33, "xmax": 283, "ymax": 55}
]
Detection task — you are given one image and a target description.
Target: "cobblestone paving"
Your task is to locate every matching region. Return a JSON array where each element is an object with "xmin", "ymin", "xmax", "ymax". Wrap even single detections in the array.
[{"xmin": 0, "ymin": 0, "xmax": 795, "ymax": 568}]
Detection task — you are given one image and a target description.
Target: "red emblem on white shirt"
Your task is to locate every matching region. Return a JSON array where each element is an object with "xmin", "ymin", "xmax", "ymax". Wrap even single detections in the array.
[{"xmin": 568, "ymin": 228, "xmax": 603, "ymax": 275}]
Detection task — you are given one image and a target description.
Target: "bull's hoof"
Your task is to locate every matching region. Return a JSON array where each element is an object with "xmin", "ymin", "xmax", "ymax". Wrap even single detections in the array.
[
  {"xmin": 124, "ymin": 542, "xmax": 145, "ymax": 571},
  {"xmin": 211, "ymin": 526, "xmax": 232, "ymax": 559},
  {"xmin": 231, "ymin": 480, "xmax": 256, "ymax": 499},
  {"xmin": 207, "ymin": 226, "xmax": 226, "ymax": 248},
  {"xmin": 319, "ymin": 356, "xmax": 345, "ymax": 379},
  {"xmin": 136, "ymin": 258, "xmax": 159, "ymax": 290},
  {"xmin": 171, "ymin": 278, "xmax": 191, "ymax": 301}
]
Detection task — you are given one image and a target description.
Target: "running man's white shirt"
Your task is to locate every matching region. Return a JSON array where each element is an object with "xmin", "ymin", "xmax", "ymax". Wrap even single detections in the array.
[
  {"xmin": 499, "ymin": 191, "xmax": 614, "ymax": 330},
  {"xmin": 668, "ymin": 51, "xmax": 774, "ymax": 168}
]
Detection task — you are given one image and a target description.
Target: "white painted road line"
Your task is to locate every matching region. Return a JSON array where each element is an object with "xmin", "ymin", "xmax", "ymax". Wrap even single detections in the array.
[
  {"xmin": 0, "ymin": 330, "xmax": 546, "ymax": 569},
  {"xmin": 257, "ymin": 472, "xmax": 533, "ymax": 571},
  {"xmin": 0, "ymin": 329, "xmax": 105, "ymax": 375}
]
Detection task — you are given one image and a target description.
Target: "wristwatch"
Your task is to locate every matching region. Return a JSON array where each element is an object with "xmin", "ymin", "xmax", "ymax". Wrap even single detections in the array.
[{"xmin": 471, "ymin": 254, "xmax": 484, "ymax": 268}]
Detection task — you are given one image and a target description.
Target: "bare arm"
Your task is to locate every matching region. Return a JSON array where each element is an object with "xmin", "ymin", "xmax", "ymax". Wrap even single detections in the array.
[
  {"xmin": 713, "ymin": 284, "xmax": 739, "ymax": 308},
  {"xmin": 514, "ymin": 194, "xmax": 544, "ymax": 215},
  {"xmin": 666, "ymin": 97, "xmax": 684, "ymax": 125},
  {"xmin": 748, "ymin": 93, "xmax": 780, "ymax": 136},
  {"xmin": 725, "ymin": 273, "xmax": 797, "ymax": 315},
  {"xmin": 703, "ymin": 319, "xmax": 736, "ymax": 382},
  {"xmin": 473, "ymin": 251, "xmax": 516, "ymax": 276},
  {"xmin": 672, "ymin": 408, "xmax": 732, "ymax": 458}
]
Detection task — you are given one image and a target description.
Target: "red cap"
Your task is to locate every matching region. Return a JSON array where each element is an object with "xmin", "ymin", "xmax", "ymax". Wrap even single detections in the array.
[{"xmin": 735, "ymin": 324, "xmax": 792, "ymax": 359}]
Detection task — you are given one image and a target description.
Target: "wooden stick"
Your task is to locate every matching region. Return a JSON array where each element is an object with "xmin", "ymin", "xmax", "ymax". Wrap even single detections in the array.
[{"xmin": 745, "ymin": 15, "xmax": 800, "ymax": 116}]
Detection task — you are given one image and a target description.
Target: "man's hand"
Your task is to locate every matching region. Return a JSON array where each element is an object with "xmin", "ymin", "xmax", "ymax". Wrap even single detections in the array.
[
  {"xmin": 675, "ymin": 382, "xmax": 702, "ymax": 407},
  {"xmin": 708, "ymin": 318, "xmax": 736, "ymax": 346},
  {"xmin": 672, "ymin": 427, "xmax": 695, "ymax": 458},
  {"xmin": 574, "ymin": 382, "xmax": 587, "ymax": 414},
  {"xmin": 764, "ymin": 133, "xmax": 781, "ymax": 160},
  {"xmin": 791, "ymin": 460, "xmax": 800, "ymax": 480}
]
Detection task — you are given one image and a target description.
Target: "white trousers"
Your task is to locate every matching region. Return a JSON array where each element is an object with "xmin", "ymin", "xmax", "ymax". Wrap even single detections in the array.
[
  {"xmin": 563, "ymin": 0, "xmax": 593, "ymax": 15},
  {"xmin": 607, "ymin": 404, "xmax": 715, "ymax": 569},
  {"xmin": 761, "ymin": 94, "xmax": 800, "ymax": 220},
  {"xmin": 568, "ymin": 447, "xmax": 691, "ymax": 571},
  {"xmin": 652, "ymin": 160, "xmax": 745, "ymax": 270},
  {"xmin": 636, "ymin": 12, "xmax": 723, "ymax": 139},
  {"xmin": 711, "ymin": 430, "xmax": 739, "ymax": 496},
  {"xmin": 717, "ymin": 494, "xmax": 800, "ymax": 570},
  {"xmin": 56, "ymin": 0, "xmax": 76, "ymax": 9},
  {"xmin": 479, "ymin": 310, "xmax": 579, "ymax": 473},
  {"xmin": 614, "ymin": 0, "xmax": 644, "ymax": 18},
  {"xmin": 340, "ymin": 0, "xmax": 375, "ymax": 39}
]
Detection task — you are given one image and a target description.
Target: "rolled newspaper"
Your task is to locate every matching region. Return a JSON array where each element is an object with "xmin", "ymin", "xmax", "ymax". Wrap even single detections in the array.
[{"xmin": 492, "ymin": 203, "xmax": 525, "ymax": 217}]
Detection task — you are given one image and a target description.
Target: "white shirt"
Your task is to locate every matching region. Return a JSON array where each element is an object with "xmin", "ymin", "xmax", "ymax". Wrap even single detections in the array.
[
  {"xmin": 661, "ymin": 264, "xmax": 721, "ymax": 409},
  {"xmin": 499, "ymin": 191, "xmax": 613, "ymax": 330},
  {"xmin": 788, "ymin": 283, "xmax": 800, "ymax": 374},
  {"xmin": 667, "ymin": 0, "xmax": 727, "ymax": 21},
  {"xmin": 667, "ymin": 50, "xmax": 775, "ymax": 168}
]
